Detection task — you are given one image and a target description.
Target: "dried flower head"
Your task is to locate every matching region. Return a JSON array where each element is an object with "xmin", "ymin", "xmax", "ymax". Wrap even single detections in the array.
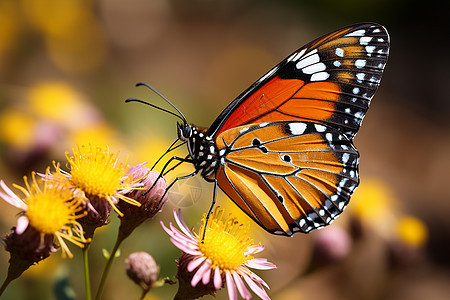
[{"xmin": 162, "ymin": 209, "xmax": 276, "ymax": 300}]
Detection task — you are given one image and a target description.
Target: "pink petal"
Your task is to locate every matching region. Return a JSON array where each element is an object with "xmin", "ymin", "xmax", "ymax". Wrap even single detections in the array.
[
  {"xmin": 201, "ymin": 260, "xmax": 212, "ymax": 285},
  {"xmin": 225, "ymin": 270, "xmax": 238, "ymax": 300},
  {"xmin": 243, "ymin": 274, "xmax": 270, "ymax": 300},
  {"xmin": 170, "ymin": 238, "xmax": 202, "ymax": 256},
  {"xmin": 16, "ymin": 216, "xmax": 29, "ymax": 235},
  {"xmin": 245, "ymin": 258, "xmax": 277, "ymax": 270},
  {"xmin": 214, "ymin": 266, "xmax": 222, "ymax": 290},
  {"xmin": 191, "ymin": 260, "xmax": 211, "ymax": 287},
  {"xmin": 246, "ymin": 270, "xmax": 270, "ymax": 289},
  {"xmin": 0, "ymin": 180, "xmax": 27, "ymax": 210},
  {"xmin": 232, "ymin": 270, "xmax": 252, "ymax": 300},
  {"xmin": 161, "ymin": 221, "xmax": 197, "ymax": 248},
  {"xmin": 174, "ymin": 209, "xmax": 196, "ymax": 239},
  {"xmin": 168, "ymin": 223, "xmax": 198, "ymax": 245},
  {"xmin": 245, "ymin": 244, "xmax": 264, "ymax": 256},
  {"xmin": 187, "ymin": 256, "xmax": 206, "ymax": 272}
]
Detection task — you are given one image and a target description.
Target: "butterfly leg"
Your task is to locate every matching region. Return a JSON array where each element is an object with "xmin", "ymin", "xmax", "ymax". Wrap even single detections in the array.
[
  {"xmin": 143, "ymin": 155, "xmax": 192, "ymax": 197},
  {"xmin": 201, "ymin": 179, "xmax": 218, "ymax": 242},
  {"xmin": 151, "ymin": 169, "xmax": 198, "ymax": 214}
]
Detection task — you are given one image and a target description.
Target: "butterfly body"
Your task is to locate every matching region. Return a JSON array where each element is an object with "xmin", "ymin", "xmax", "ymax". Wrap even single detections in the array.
[{"xmin": 158, "ymin": 23, "xmax": 389, "ymax": 236}]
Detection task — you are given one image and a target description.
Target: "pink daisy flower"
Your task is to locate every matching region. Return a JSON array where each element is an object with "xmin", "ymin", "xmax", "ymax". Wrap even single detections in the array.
[{"xmin": 161, "ymin": 208, "xmax": 276, "ymax": 300}]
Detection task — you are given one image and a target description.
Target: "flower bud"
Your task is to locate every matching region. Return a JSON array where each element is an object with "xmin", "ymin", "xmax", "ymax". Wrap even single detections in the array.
[
  {"xmin": 125, "ymin": 252, "xmax": 160, "ymax": 291},
  {"xmin": 117, "ymin": 164, "xmax": 168, "ymax": 239}
]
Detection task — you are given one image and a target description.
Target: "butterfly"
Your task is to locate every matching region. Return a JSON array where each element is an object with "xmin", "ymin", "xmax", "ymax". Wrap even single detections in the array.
[{"xmin": 128, "ymin": 23, "xmax": 390, "ymax": 236}]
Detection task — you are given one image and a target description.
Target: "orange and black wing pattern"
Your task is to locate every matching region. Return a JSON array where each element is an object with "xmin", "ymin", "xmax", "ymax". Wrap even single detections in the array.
[
  {"xmin": 208, "ymin": 23, "xmax": 389, "ymax": 140},
  {"xmin": 215, "ymin": 121, "xmax": 359, "ymax": 236}
]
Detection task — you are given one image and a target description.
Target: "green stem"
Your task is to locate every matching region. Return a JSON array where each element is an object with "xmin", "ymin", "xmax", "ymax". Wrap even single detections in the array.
[
  {"xmin": 94, "ymin": 234, "xmax": 124, "ymax": 300},
  {"xmin": 0, "ymin": 276, "xmax": 13, "ymax": 297},
  {"xmin": 137, "ymin": 288, "xmax": 149, "ymax": 300},
  {"xmin": 82, "ymin": 246, "xmax": 92, "ymax": 300}
]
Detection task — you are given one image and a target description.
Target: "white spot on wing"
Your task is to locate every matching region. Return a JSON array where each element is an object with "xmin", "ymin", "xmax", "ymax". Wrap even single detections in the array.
[
  {"xmin": 288, "ymin": 48, "xmax": 306, "ymax": 62},
  {"xmin": 355, "ymin": 59, "xmax": 366, "ymax": 69},
  {"xmin": 335, "ymin": 48, "xmax": 344, "ymax": 57},
  {"xmin": 239, "ymin": 127, "xmax": 249, "ymax": 134},
  {"xmin": 288, "ymin": 122, "xmax": 307, "ymax": 135},
  {"xmin": 333, "ymin": 60, "xmax": 341, "ymax": 67},
  {"xmin": 353, "ymin": 87, "xmax": 360, "ymax": 94},
  {"xmin": 314, "ymin": 124, "xmax": 326, "ymax": 132},
  {"xmin": 302, "ymin": 62, "xmax": 326, "ymax": 74},
  {"xmin": 360, "ymin": 36, "xmax": 372, "ymax": 45},
  {"xmin": 296, "ymin": 53, "xmax": 320, "ymax": 69},
  {"xmin": 345, "ymin": 29, "xmax": 365, "ymax": 37},
  {"xmin": 311, "ymin": 72, "xmax": 330, "ymax": 81},
  {"xmin": 365, "ymin": 45, "xmax": 375, "ymax": 54}
]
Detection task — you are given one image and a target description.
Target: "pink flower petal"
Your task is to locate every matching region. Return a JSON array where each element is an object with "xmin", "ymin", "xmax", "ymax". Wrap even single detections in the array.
[
  {"xmin": 170, "ymin": 238, "xmax": 201, "ymax": 256},
  {"xmin": 187, "ymin": 256, "xmax": 206, "ymax": 272},
  {"xmin": 232, "ymin": 270, "xmax": 252, "ymax": 300},
  {"xmin": 0, "ymin": 180, "xmax": 27, "ymax": 210},
  {"xmin": 214, "ymin": 266, "xmax": 222, "ymax": 290},
  {"xmin": 245, "ymin": 244, "xmax": 265, "ymax": 256},
  {"xmin": 16, "ymin": 216, "xmax": 29, "ymax": 235},
  {"xmin": 161, "ymin": 221, "xmax": 197, "ymax": 247},
  {"xmin": 225, "ymin": 270, "xmax": 238, "ymax": 300},
  {"xmin": 202, "ymin": 265, "xmax": 211, "ymax": 285},
  {"xmin": 245, "ymin": 270, "xmax": 270, "ymax": 289},
  {"xmin": 243, "ymin": 273, "xmax": 270, "ymax": 300},
  {"xmin": 174, "ymin": 209, "xmax": 196, "ymax": 239},
  {"xmin": 168, "ymin": 223, "xmax": 198, "ymax": 245},
  {"xmin": 191, "ymin": 260, "xmax": 211, "ymax": 287},
  {"xmin": 245, "ymin": 258, "xmax": 277, "ymax": 270}
]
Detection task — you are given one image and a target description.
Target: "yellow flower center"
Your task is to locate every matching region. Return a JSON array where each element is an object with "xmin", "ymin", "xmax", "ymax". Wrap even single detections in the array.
[
  {"xmin": 26, "ymin": 186, "xmax": 75, "ymax": 234},
  {"xmin": 11, "ymin": 173, "xmax": 88, "ymax": 258},
  {"xmin": 67, "ymin": 145, "xmax": 129, "ymax": 198},
  {"xmin": 197, "ymin": 209, "xmax": 255, "ymax": 271}
]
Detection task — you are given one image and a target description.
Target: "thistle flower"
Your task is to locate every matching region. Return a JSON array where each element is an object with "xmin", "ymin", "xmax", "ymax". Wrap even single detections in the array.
[
  {"xmin": 162, "ymin": 209, "xmax": 276, "ymax": 300},
  {"xmin": 116, "ymin": 163, "xmax": 168, "ymax": 240},
  {"xmin": 43, "ymin": 144, "xmax": 141, "ymax": 237}
]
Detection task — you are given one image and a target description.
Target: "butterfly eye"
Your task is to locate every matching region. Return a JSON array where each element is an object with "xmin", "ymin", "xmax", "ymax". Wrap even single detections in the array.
[{"xmin": 182, "ymin": 125, "xmax": 192, "ymax": 139}]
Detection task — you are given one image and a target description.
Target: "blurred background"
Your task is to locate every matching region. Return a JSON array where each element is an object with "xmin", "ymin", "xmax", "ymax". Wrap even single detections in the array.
[{"xmin": 0, "ymin": 0, "xmax": 449, "ymax": 299}]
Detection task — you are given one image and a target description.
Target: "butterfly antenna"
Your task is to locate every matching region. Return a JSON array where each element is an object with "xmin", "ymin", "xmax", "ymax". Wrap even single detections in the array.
[
  {"xmin": 125, "ymin": 97, "xmax": 185, "ymax": 122},
  {"xmin": 136, "ymin": 82, "xmax": 188, "ymax": 124}
]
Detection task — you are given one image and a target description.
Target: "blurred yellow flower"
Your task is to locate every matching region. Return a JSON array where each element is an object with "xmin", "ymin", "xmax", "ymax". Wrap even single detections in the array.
[
  {"xmin": 396, "ymin": 216, "xmax": 428, "ymax": 247},
  {"xmin": 0, "ymin": 109, "xmax": 35, "ymax": 148},
  {"xmin": 27, "ymin": 82, "xmax": 84, "ymax": 123},
  {"xmin": 21, "ymin": 0, "xmax": 108, "ymax": 74},
  {"xmin": 350, "ymin": 177, "xmax": 398, "ymax": 237},
  {"xmin": 70, "ymin": 123, "xmax": 120, "ymax": 150}
]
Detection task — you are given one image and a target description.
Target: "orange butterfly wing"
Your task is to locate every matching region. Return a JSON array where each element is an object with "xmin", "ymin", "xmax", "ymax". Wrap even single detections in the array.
[
  {"xmin": 208, "ymin": 23, "xmax": 389, "ymax": 140},
  {"xmin": 215, "ymin": 121, "xmax": 359, "ymax": 236}
]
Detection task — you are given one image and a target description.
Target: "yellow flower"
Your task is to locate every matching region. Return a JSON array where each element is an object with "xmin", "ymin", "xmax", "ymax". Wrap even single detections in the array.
[
  {"xmin": 162, "ymin": 208, "xmax": 276, "ymax": 300},
  {"xmin": 50, "ymin": 144, "xmax": 140, "ymax": 217},
  {"xmin": 396, "ymin": 216, "xmax": 428, "ymax": 247},
  {"xmin": 0, "ymin": 173, "xmax": 87, "ymax": 258},
  {"xmin": 0, "ymin": 109, "xmax": 35, "ymax": 148}
]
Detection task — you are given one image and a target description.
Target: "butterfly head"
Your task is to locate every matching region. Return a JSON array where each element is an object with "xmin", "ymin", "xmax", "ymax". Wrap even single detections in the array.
[{"xmin": 177, "ymin": 122, "xmax": 193, "ymax": 141}]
